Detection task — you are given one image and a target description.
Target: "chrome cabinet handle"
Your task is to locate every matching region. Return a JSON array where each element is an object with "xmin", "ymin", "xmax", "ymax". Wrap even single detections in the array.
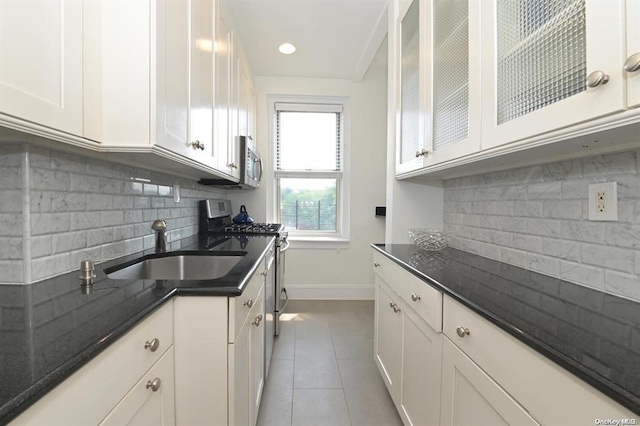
[
  {"xmin": 144, "ymin": 338, "xmax": 160, "ymax": 352},
  {"xmin": 586, "ymin": 70, "xmax": 610, "ymax": 88},
  {"xmin": 374, "ymin": 262, "xmax": 380, "ymax": 267},
  {"xmin": 244, "ymin": 298, "xmax": 253, "ymax": 308},
  {"xmin": 456, "ymin": 326, "xmax": 470, "ymax": 338},
  {"xmin": 191, "ymin": 140, "xmax": 205, "ymax": 150},
  {"xmin": 146, "ymin": 378, "xmax": 162, "ymax": 392},
  {"xmin": 414, "ymin": 149, "xmax": 429, "ymax": 157},
  {"xmin": 410, "ymin": 293, "xmax": 421, "ymax": 302},
  {"xmin": 389, "ymin": 301, "xmax": 401, "ymax": 313},
  {"xmin": 624, "ymin": 53, "xmax": 640, "ymax": 73},
  {"xmin": 253, "ymin": 314, "xmax": 263, "ymax": 326}
]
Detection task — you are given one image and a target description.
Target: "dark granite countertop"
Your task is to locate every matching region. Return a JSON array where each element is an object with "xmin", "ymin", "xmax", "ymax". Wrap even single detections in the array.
[
  {"xmin": 0, "ymin": 234, "xmax": 275, "ymax": 424},
  {"xmin": 372, "ymin": 244, "xmax": 640, "ymax": 415}
]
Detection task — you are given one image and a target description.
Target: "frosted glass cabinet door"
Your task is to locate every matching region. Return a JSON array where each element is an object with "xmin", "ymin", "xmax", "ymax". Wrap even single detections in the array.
[
  {"xmin": 0, "ymin": 0, "xmax": 83, "ymax": 136},
  {"xmin": 481, "ymin": 0, "xmax": 626, "ymax": 150},
  {"xmin": 423, "ymin": 0, "xmax": 481, "ymax": 168},
  {"xmin": 396, "ymin": 0, "xmax": 427, "ymax": 175},
  {"xmin": 627, "ymin": 0, "xmax": 640, "ymax": 108}
]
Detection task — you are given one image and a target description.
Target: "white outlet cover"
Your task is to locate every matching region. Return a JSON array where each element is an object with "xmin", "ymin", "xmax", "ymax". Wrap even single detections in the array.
[{"xmin": 588, "ymin": 182, "xmax": 618, "ymax": 221}]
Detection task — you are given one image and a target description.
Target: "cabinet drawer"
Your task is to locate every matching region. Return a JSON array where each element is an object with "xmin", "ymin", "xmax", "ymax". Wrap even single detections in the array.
[
  {"xmin": 100, "ymin": 346, "xmax": 175, "ymax": 425},
  {"xmin": 373, "ymin": 251, "xmax": 442, "ymax": 332},
  {"xmin": 230, "ymin": 269, "xmax": 264, "ymax": 343},
  {"xmin": 11, "ymin": 301, "xmax": 174, "ymax": 425},
  {"xmin": 443, "ymin": 296, "xmax": 631, "ymax": 425}
]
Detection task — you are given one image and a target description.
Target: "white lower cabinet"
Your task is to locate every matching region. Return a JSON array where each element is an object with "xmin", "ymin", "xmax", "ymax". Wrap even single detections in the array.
[
  {"xmin": 373, "ymin": 250, "xmax": 635, "ymax": 426},
  {"xmin": 10, "ymin": 302, "xmax": 175, "ymax": 425},
  {"xmin": 373, "ymin": 260, "xmax": 442, "ymax": 426},
  {"xmin": 440, "ymin": 338, "xmax": 539, "ymax": 426},
  {"xmin": 100, "ymin": 348, "xmax": 176, "ymax": 426},
  {"xmin": 174, "ymin": 264, "xmax": 267, "ymax": 426}
]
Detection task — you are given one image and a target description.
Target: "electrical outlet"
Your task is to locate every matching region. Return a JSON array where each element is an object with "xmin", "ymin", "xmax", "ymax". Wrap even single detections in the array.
[{"xmin": 588, "ymin": 182, "xmax": 618, "ymax": 221}]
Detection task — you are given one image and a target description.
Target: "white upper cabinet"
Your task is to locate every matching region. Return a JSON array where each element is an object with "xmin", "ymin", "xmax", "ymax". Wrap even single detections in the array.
[
  {"xmin": 191, "ymin": 0, "xmax": 217, "ymax": 168},
  {"xmin": 0, "ymin": 0, "xmax": 83, "ymax": 136},
  {"xmin": 156, "ymin": 0, "xmax": 193, "ymax": 160},
  {"xmin": 481, "ymin": 0, "xmax": 627, "ymax": 150},
  {"xmin": 396, "ymin": 0, "xmax": 426, "ymax": 175},
  {"xmin": 626, "ymin": 0, "xmax": 640, "ymax": 108},
  {"xmin": 423, "ymin": 0, "xmax": 481, "ymax": 167}
]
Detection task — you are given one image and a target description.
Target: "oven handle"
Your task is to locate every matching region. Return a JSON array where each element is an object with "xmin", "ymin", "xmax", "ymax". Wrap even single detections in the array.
[{"xmin": 280, "ymin": 238, "xmax": 291, "ymax": 253}]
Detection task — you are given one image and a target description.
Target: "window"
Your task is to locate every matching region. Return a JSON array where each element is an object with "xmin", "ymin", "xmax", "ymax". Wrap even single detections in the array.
[{"xmin": 272, "ymin": 99, "xmax": 349, "ymax": 239}]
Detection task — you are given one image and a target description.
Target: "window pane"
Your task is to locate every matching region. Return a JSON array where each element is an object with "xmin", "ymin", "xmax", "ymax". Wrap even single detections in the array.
[
  {"xmin": 279, "ymin": 178, "xmax": 337, "ymax": 231},
  {"xmin": 278, "ymin": 112, "xmax": 338, "ymax": 171}
]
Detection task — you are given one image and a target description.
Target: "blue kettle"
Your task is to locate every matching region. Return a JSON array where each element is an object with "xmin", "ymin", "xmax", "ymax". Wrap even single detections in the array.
[{"xmin": 233, "ymin": 205, "xmax": 254, "ymax": 224}]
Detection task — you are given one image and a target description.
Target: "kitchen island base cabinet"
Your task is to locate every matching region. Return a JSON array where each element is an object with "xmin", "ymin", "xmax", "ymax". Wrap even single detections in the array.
[
  {"xmin": 440, "ymin": 338, "xmax": 539, "ymax": 426},
  {"xmin": 100, "ymin": 348, "xmax": 176, "ymax": 426}
]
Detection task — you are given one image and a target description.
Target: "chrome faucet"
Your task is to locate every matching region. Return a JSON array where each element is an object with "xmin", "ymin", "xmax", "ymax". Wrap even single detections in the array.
[{"xmin": 151, "ymin": 220, "xmax": 167, "ymax": 253}]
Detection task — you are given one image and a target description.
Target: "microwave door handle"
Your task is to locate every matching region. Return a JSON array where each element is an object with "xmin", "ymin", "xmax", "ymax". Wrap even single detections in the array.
[{"xmin": 256, "ymin": 156, "xmax": 263, "ymax": 181}]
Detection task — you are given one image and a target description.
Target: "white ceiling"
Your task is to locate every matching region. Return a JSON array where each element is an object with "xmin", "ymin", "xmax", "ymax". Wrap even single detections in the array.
[{"xmin": 223, "ymin": 0, "xmax": 388, "ymax": 81}]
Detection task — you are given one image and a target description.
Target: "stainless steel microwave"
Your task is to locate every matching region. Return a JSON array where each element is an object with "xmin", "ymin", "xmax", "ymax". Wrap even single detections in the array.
[{"xmin": 199, "ymin": 136, "xmax": 262, "ymax": 189}]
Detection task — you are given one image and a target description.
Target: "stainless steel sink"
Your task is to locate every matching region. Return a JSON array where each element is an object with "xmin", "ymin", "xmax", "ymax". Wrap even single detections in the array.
[{"xmin": 106, "ymin": 253, "xmax": 244, "ymax": 281}]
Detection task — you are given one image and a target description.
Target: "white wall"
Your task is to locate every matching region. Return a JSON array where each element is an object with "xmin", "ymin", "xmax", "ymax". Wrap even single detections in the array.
[
  {"xmin": 228, "ymin": 68, "xmax": 388, "ymax": 299},
  {"xmin": 384, "ymin": 0, "xmax": 444, "ymax": 245}
]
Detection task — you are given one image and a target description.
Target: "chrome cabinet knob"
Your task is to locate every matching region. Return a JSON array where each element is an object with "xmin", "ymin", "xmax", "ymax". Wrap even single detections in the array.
[
  {"xmin": 414, "ymin": 149, "xmax": 429, "ymax": 157},
  {"xmin": 410, "ymin": 293, "xmax": 421, "ymax": 302},
  {"xmin": 456, "ymin": 326, "xmax": 470, "ymax": 338},
  {"xmin": 261, "ymin": 270, "xmax": 268, "ymax": 277},
  {"xmin": 393, "ymin": 304, "xmax": 401, "ymax": 314},
  {"xmin": 374, "ymin": 262, "xmax": 380, "ymax": 267},
  {"xmin": 624, "ymin": 53, "xmax": 640, "ymax": 73},
  {"xmin": 146, "ymin": 378, "xmax": 162, "ymax": 392},
  {"xmin": 228, "ymin": 162, "xmax": 237, "ymax": 169},
  {"xmin": 144, "ymin": 338, "xmax": 160, "ymax": 352},
  {"xmin": 586, "ymin": 70, "xmax": 610, "ymax": 88},
  {"xmin": 389, "ymin": 301, "xmax": 395, "ymax": 309},
  {"xmin": 191, "ymin": 140, "xmax": 205, "ymax": 150},
  {"xmin": 253, "ymin": 313, "xmax": 263, "ymax": 326},
  {"xmin": 244, "ymin": 298, "xmax": 253, "ymax": 308}
]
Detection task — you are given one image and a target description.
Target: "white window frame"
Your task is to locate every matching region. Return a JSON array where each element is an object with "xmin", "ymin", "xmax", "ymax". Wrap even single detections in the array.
[{"xmin": 267, "ymin": 95, "xmax": 350, "ymax": 244}]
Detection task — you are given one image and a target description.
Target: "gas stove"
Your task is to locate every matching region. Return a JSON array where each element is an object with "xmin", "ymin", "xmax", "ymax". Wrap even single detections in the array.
[
  {"xmin": 222, "ymin": 223, "xmax": 284, "ymax": 234},
  {"xmin": 199, "ymin": 199, "xmax": 285, "ymax": 236}
]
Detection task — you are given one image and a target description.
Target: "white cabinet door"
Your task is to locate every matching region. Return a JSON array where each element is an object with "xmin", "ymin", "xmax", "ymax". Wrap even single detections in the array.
[
  {"xmin": 399, "ymin": 306, "xmax": 441, "ymax": 426},
  {"xmin": 481, "ymin": 0, "xmax": 626, "ymax": 150},
  {"xmin": 374, "ymin": 277, "xmax": 403, "ymax": 400},
  {"xmin": 228, "ymin": 51, "xmax": 242, "ymax": 179},
  {"xmin": 423, "ymin": 0, "xmax": 481, "ymax": 168},
  {"xmin": 440, "ymin": 338, "xmax": 540, "ymax": 426},
  {"xmin": 250, "ymin": 289, "xmax": 265, "ymax": 426},
  {"xmin": 230, "ymin": 318, "xmax": 251, "ymax": 426},
  {"xmin": 627, "ymin": 0, "xmax": 640, "ymax": 108},
  {"xmin": 100, "ymin": 348, "xmax": 176, "ymax": 426},
  {"xmin": 0, "ymin": 0, "xmax": 82, "ymax": 136},
  {"xmin": 191, "ymin": 0, "xmax": 216, "ymax": 167},
  {"xmin": 396, "ymin": 0, "xmax": 427, "ymax": 175},
  {"xmin": 215, "ymin": 13, "xmax": 234, "ymax": 176},
  {"xmin": 156, "ymin": 0, "xmax": 193, "ymax": 159}
]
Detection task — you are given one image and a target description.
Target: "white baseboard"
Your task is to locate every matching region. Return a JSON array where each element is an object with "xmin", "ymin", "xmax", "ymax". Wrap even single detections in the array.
[{"xmin": 285, "ymin": 284, "xmax": 374, "ymax": 300}]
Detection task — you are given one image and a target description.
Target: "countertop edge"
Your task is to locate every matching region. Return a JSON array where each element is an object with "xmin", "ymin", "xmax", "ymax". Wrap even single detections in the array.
[{"xmin": 371, "ymin": 243, "xmax": 640, "ymax": 415}]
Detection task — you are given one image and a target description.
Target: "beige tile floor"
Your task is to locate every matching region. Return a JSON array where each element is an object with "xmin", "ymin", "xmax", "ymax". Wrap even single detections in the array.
[{"xmin": 257, "ymin": 300, "xmax": 402, "ymax": 426}]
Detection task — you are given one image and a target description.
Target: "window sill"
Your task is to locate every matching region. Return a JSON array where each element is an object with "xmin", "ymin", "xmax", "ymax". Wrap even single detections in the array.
[{"xmin": 287, "ymin": 237, "xmax": 350, "ymax": 250}]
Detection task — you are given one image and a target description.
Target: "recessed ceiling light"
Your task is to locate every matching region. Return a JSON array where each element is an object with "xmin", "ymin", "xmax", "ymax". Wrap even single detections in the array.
[{"xmin": 279, "ymin": 43, "xmax": 296, "ymax": 55}]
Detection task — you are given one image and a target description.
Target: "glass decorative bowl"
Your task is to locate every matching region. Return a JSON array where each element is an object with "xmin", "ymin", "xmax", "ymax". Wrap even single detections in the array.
[{"xmin": 408, "ymin": 229, "xmax": 449, "ymax": 251}]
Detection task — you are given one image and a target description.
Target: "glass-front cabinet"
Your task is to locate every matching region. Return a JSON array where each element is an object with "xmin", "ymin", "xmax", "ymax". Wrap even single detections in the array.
[
  {"xmin": 396, "ymin": 0, "xmax": 480, "ymax": 176},
  {"xmin": 481, "ymin": 0, "xmax": 626, "ymax": 149},
  {"xmin": 396, "ymin": 0, "xmax": 425, "ymax": 175},
  {"xmin": 423, "ymin": 0, "xmax": 481, "ymax": 168}
]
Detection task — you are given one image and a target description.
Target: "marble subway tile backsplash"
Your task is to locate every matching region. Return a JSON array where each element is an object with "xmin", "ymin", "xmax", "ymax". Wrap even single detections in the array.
[
  {"xmin": 444, "ymin": 150, "xmax": 640, "ymax": 303},
  {"xmin": 0, "ymin": 144, "xmax": 225, "ymax": 284}
]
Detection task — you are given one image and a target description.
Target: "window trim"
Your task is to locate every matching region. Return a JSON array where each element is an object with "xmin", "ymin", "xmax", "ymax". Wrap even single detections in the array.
[{"xmin": 267, "ymin": 95, "xmax": 350, "ymax": 241}]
